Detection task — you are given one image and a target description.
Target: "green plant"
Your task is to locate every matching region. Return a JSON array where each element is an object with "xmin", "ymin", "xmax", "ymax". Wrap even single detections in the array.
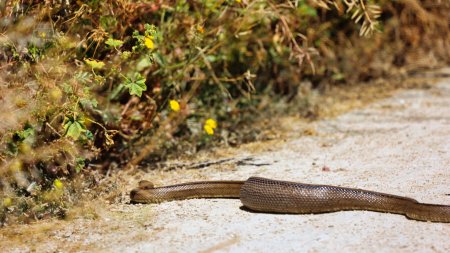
[{"xmin": 1, "ymin": 0, "xmax": 448, "ymax": 225}]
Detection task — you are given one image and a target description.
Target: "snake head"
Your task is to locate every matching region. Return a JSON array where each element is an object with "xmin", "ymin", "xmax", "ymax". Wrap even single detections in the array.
[
  {"xmin": 138, "ymin": 180, "xmax": 154, "ymax": 190},
  {"xmin": 130, "ymin": 180, "xmax": 155, "ymax": 203}
]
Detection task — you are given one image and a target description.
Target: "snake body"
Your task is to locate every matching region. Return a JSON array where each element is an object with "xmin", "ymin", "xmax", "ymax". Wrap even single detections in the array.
[{"xmin": 130, "ymin": 177, "xmax": 450, "ymax": 223}]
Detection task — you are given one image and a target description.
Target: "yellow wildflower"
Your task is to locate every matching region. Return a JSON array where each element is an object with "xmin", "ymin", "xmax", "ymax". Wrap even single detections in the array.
[
  {"xmin": 235, "ymin": 0, "xmax": 242, "ymax": 3},
  {"xmin": 204, "ymin": 118, "xmax": 217, "ymax": 135},
  {"xmin": 84, "ymin": 58, "xmax": 105, "ymax": 69},
  {"xmin": 49, "ymin": 87, "xmax": 63, "ymax": 101},
  {"xmin": 204, "ymin": 124, "xmax": 214, "ymax": 135},
  {"xmin": 53, "ymin": 179, "xmax": 64, "ymax": 190},
  {"xmin": 144, "ymin": 36, "xmax": 155, "ymax": 49},
  {"xmin": 2, "ymin": 198, "xmax": 12, "ymax": 207},
  {"xmin": 19, "ymin": 143, "xmax": 32, "ymax": 154},
  {"xmin": 205, "ymin": 118, "xmax": 217, "ymax": 129},
  {"xmin": 197, "ymin": 26, "xmax": 205, "ymax": 34},
  {"xmin": 169, "ymin": 100, "xmax": 180, "ymax": 112},
  {"xmin": 10, "ymin": 160, "xmax": 22, "ymax": 172}
]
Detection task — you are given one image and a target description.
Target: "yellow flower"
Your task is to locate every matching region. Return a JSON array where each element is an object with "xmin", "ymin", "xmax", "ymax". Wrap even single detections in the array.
[
  {"xmin": 197, "ymin": 26, "xmax": 205, "ymax": 34},
  {"xmin": 235, "ymin": 0, "xmax": 242, "ymax": 3},
  {"xmin": 10, "ymin": 160, "xmax": 22, "ymax": 172},
  {"xmin": 144, "ymin": 36, "xmax": 155, "ymax": 49},
  {"xmin": 205, "ymin": 118, "xmax": 217, "ymax": 129},
  {"xmin": 204, "ymin": 124, "xmax": 214, "ymax": 135},
  {"xmin": 49, "ymin": 87, "xmax": 63, "ymax": 101},
  {"xmin": 204, "ymin": 118, "xmax": 217, "ymax": 135},
  {"xmin": 53, "ymin": 179, "xmax": 64, "ymax": 190},
  {"xmin": 84, "ymin": 58, "xmax": 105, "ymax": 69},
  {"xmin": 169, "ymin": 100, "xmax": 180, "ymax": 112},
  {"xmin": 19, "ymin": 143, "xmax": 32, "ymax": 154},
  {"xmin": 2, "ymin": 198, "xmax": 12, "ymax": 207}
]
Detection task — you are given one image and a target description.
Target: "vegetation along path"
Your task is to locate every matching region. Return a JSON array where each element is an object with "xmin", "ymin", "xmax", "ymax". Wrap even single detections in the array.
[{"xmin": 1, "ymin": 72, "xmax": 450, "ymax": 252}]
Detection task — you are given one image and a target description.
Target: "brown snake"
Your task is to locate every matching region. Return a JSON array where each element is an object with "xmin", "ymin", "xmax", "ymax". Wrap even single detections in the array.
[{"xmin": 130, "ymin": 177, "xmax": 450, "ymax": 223}]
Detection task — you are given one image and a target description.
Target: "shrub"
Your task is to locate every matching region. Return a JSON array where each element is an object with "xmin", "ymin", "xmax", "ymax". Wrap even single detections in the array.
[{"xmin": 0, "ymin": 0, "xmax": 448, "ymax": 225}]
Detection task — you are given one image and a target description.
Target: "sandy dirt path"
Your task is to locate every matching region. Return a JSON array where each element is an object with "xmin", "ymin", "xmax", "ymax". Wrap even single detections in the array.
[{"xmin": 1, "ymin": 73, "xmax": 450, "ymax": 253}]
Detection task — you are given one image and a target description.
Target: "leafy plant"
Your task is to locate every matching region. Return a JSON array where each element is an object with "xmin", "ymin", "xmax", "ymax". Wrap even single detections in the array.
[
  {"xmin": 63, "ymin": 116, "xmax": 88, "ymax": 140},
  {"xmin": 105, "ymin": 38, "xmax": 124, "ymax": 49},
  {"xmin": 121, "ymin": 73, "xmax": 147, "ymax": 97},
  {"xmin": 1, "ymin": 0, "xmax": 448, "ymax": 225}
]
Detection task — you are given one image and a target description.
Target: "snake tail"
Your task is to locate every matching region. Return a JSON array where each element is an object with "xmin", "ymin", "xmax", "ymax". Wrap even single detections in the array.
[
  {"xmin": 405, "ymin": 203, "xmax": 450, "ymax": 222},
  {"xmin": 240, "ymin": 177, "xmax": 450, "ymax": 222}
]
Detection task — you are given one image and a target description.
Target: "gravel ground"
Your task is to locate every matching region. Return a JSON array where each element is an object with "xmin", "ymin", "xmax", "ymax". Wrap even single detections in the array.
[{"xmin": 1, "ymin": 73, "xmax": 450, "ymax": 253}]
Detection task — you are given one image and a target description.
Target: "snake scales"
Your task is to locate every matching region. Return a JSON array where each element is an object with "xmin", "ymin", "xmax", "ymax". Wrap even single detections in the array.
[{"xmin": 130, "ymin": 177, "xmax": 450, "ymax": 223}]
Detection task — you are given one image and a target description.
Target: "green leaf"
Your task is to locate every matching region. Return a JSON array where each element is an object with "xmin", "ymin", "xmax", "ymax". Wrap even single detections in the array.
[
  {"xmin": 80, "ymin": 98, "xmax": 98, "ymax": 108},
  {"xmin": 298, "ymin": 4, "xmax": 317, "ymax": 17},
  {"xmin": 85, "ymin": 130, "xmax": 94, "ymax": 140},
  {"xmin": 74, "ymin": 71, "xmax": 93, "ymax": 84},
  {"xmin": 75, "ymin": 157, "xmax": 85, "ymax": 173},
  {"xmin": 152, "ymin": 52, "xmax": 165, "ymax": 67},
  {"xmin": 121, "ymin": 51, "xmax": 132, "ymax": 59},
  {"xmin": 99, "ymin": 16, "xmax": 118, "ymax": 30},
  {"xmin": 16, "ymin": 127, "xmax": 34, "ymax": 141},
  {"xmin": 62, "ymin": 82, "xmax": 74, "ymax": 94},
  {"xmin": 144, "ymin": 24, "xmax": 157, "ymax": 37},
  {"xmin": 109, "ymin": 83, "xmax": 125, "ymax": 100},
  {"xmin": 206, "ymin": 55, "xmax": 216, "ymax": 62},
  {"xmin": 105, "ymin": 38, "xmax": 124, "ymax": 48},
  {"xmin": 332, "ymin": 72, "xmax": 345, "ymax": 81},
  {"xmin": 132, "ymin": 31, "xmax": 145, "ymax": 42},
  {"xmin": 63, "ymin": 117, "xmax": 86, "ymax": 140},
  {"xmin": 84, "ymin": 59, "xmax": 105, "ymax": 69},
  {"xmin": 123, "ymin": 73, "xmax": 147, "ymax": 97},
  {"xmin": 136, "ymin": 57, "xmax": 152, "ymax": 71},
  {"xmin": 65, "ymin": 121, "xmax": 84, "ymax": 139}
]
